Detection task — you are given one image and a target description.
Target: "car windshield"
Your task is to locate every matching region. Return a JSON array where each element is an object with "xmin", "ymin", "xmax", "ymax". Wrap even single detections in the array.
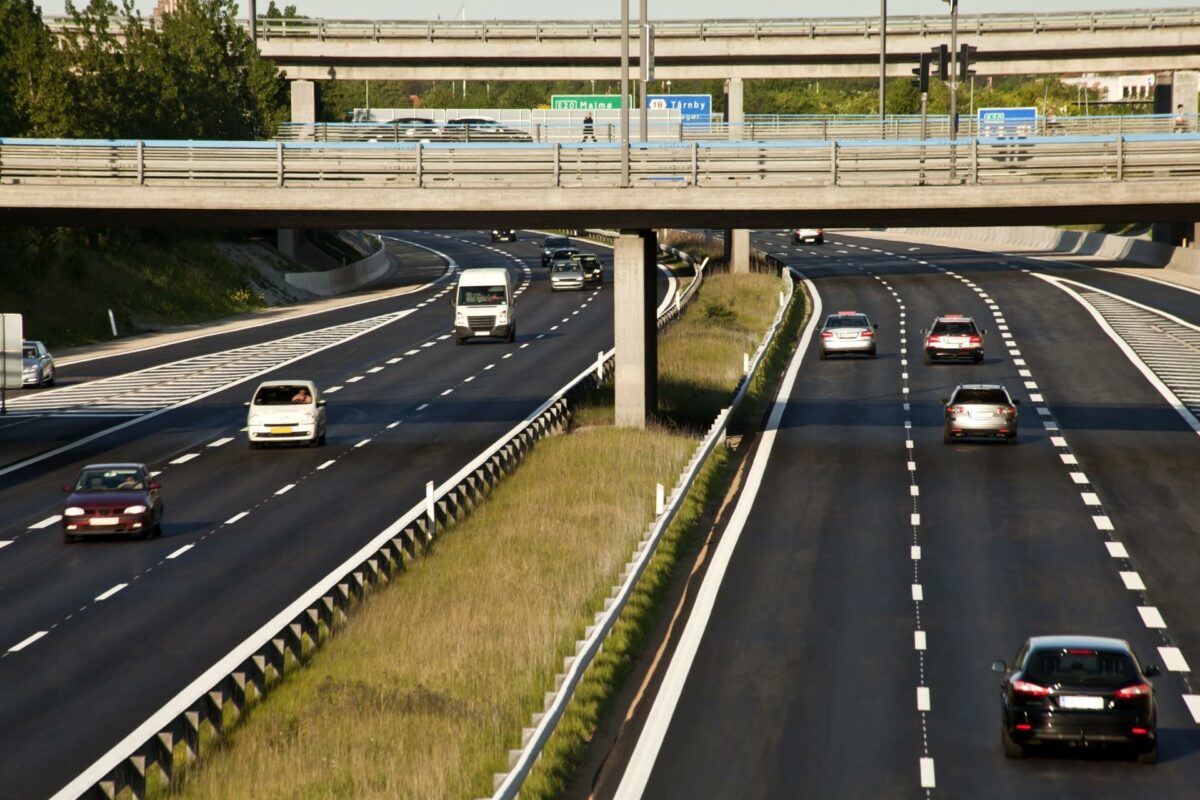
[
  {"xmin": 254, "ymin": 385, "xmax": 313, "ymax": 405},
  {"xmin": 459, "ymin": 285, "xmax": 507, "ymax": 306},
  {"xmin": 825, "ymin": 316, "xmax": 869, "ymax": 329},
  {"xmin": 953, "ymin": 389, "xmax": 1008, "ymax": 405},
  {"xmin": 574, "ymin": 256, "xmax": 599, "ymax": 267},
  {"xmin": 74, "ymin": 468, "xmax": 143, "ymax": 492},
  {"xmin": 545, "ymin": 237, "xmax": 570, "ymax": 249},
  {"xmin": 552, "ymin": 249, "xmax": 578, "ymax": 259},
  {"xmin": 1024, "ymin": 649, "xmax": 1138, "ymax": 686},
  {"xmin": 932, "ymin": 321, "xmax": 977, "ymax": 335},
  {"xmin": 23, "ymin": 346, "xmax": 37, "ymax": 358}
]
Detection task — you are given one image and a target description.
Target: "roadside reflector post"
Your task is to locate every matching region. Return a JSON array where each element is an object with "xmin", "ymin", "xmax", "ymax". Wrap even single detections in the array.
[
  {"xmin": 425, "ymin": 480, "xmax": 436, "ymax": 537},
  {"xmin": 108, "ymin": 309, "xmax": 119, "ymax": 338},
  {"xmin": 780, "ymin": 290, "xmax": 786, "ymax": 307},
  {"xmin": 743, "ymin": 351, "xmax": 750, "ymax": 373},
  {"xmin": 655, "ymin": 483, "xmax": 664, "ymax": 516},
  {"xmin": 596, "ymin": 350, "xmax": 604, "ymax": 381}
]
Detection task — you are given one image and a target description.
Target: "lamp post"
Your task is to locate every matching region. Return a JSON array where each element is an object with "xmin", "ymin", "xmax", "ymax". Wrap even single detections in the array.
[
  {"xmin": 621, "ymin": 0, "xmax": 630, "ymax": 187},
  {"xmin": 640, "ymin": 0, "xmax": 649, "ymax": 143},
  {"xmin": 947, "ymin": 0, "xmax": 959, "ymax": 140},
  {"xmin": 879, "ymin": 0, "xmax": 887, "ymax": 131}
]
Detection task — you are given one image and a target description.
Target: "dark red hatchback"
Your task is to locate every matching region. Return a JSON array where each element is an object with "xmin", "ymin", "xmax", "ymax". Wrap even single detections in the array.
[{"xmin": 62, "ymin": 463, "xmax": 164, "ymax": 543}]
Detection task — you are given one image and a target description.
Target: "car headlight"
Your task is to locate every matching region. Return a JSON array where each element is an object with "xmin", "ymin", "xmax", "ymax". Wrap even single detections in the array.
[
  {"xmin": 495, "ymin": 310, "xmax": 508, "ymax": 324},
  {"xmin": 455, "ymin": 311, "xmax": 466, "ymax": 325},
  {"xmin": 249, "ymin": 414, "xmax": 261, "ymax": 425},
  {"xmin": 64, "ymin": 507, "xmax": 85, "ymax": 517},
  {"xmin": 301, "ymin": 411, "xmax": 316, "ymax": 424},
  {"xmin": 123, "ymin": 505, "xmax": 147, "ymax": 515}
]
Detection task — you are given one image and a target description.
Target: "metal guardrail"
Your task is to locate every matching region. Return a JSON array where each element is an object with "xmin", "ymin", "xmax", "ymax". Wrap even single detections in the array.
[
  {"xmin": 42, "ymin": 8, "xmax": 1200, "ymax": 40},
  {"xmin": 491, "ymin": 251, "xmax": 797, "ymax": 799},
  {"xmin": 275, "ymin": 115, "xmax": 1200, "ymax": 144},
  {"xmin": 4, "ymin": 135, "xmax": 1200, "ymax": 190},
  {"xmin": 52, "ymin": 239, "xmax": 700, "ymax": 800}
]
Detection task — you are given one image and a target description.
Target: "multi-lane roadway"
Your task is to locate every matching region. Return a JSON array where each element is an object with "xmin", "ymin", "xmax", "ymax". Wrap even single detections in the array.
[
  {"xmin": 0, "ymin": 229, "xmax": 666, "ymax": 800},
  {"xmin": 603, "ymin": 231, "xmax": 1200, "ymax": 798}
]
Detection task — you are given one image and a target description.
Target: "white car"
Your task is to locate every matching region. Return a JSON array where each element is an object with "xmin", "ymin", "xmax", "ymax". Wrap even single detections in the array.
[
  {"xmin": 793, "ymin": 228, "xmax": 824, "ymax": 244},
  {"xmin": 22, "ymin": 340, "xmax": 56, "ymax": 387},
  {"xmin": 245, "ymin": 380, "xmax": 327, "ymax": 448}
]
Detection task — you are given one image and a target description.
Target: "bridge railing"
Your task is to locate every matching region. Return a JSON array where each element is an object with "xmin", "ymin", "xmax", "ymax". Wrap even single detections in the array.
[
  {"xmin": 3, "ymin": 135, "xmax": 1199, "ymax": 189},
  {"xmin": 41, "ymin": 7, "xmax": 1200, "ymax": 40}
]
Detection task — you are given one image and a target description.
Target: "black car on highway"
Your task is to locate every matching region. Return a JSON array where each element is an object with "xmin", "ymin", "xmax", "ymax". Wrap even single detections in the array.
[
  {"xmin": 993, "ymin": 635, "xmax": 1160, "ymax": 763},
  {"xmin": 542, "ymin": 235, "xmax": 572, "ymax": 267}
]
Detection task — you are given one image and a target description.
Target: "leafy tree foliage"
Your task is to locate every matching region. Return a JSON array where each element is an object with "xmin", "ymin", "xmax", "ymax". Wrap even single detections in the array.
[{"xmin": 0, "ymin": 0, "xmax": 70, "ymax": 136}]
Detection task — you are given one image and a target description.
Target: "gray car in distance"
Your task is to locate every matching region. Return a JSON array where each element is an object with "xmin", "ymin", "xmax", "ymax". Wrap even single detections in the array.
[
  {"xmin": 819, "ymin": 311, "xmax": 877, "ymax": 359},
  {"xmin": 22, "ymin": 340, "xmax": 56, "ymax": 387},
  {"xmin": 943, "ymin": 383, "xmax": 1020, "ymax": 443}
]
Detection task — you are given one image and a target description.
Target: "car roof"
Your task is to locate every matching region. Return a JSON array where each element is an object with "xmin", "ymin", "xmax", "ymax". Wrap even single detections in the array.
[
  {"xmin": 1027, "ymin": 635, "xmax": 1132, "ymax": 652},
  {"xmin": 256, "ymin": 379, "xmax": 317, "ymax": 389},
  {"xmin": 933, "ymin": 314, "xmax": 976, "ymax": 322},
  {"xmin": 81, "ymin": 462, "xmax": 147, "ymax": 470},
  {"xmin": 953, "ymin": 383, "xmax": 1006, "ymax": 391}
]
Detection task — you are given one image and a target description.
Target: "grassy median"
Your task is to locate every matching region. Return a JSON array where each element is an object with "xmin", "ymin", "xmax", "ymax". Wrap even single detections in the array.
[{"xmin": 166, "ymin": 268, "xmax": 793, "ymax": 800}]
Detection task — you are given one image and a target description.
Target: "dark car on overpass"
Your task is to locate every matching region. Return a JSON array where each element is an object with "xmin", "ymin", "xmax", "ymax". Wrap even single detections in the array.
[{"xmin": 992, "ymin": 635, "xmax": 1160, "ymax": 763}]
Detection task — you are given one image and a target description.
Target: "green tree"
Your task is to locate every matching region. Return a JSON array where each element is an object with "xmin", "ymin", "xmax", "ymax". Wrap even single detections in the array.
[
  {"xmin": 0, "ymin": 0, "xmax": 70, "ymax": 136},
  {"xmin": 264, "ymin": 1, "xmax": 300, "ymax": 17}
]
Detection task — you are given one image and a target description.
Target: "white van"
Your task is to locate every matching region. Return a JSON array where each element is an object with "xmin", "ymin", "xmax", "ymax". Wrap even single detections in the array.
[
  {"xmin": 245, "ymin": 379, "xmax": 327, "ymax": 448},
  {"xmin": 453, "ymin": 268, "xmax": 515, "ymax": 344}
]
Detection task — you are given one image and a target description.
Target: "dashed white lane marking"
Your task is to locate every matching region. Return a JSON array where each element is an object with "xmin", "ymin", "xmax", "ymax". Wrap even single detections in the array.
[
  {"xmin": 317, "ymin": 459, "xmax": 336, "ymax": 470},
  {"xmin": 1081, "ymin": 493, "xmax": 1101, "ymax": 506},
  {"xmin": 405, "ymin": 349, "xmax": 420, "ymax": 356},
  {"xmin": 550, "ymin": 325, "xmax": 559, "ymax": 331},
  {"xmin": 1139, "ymin": 607, "xmax": 1168, "ymax": 629},
  {"xmin": 503, "ymin": 353, "xmax": 513, "ymax": 359},
  {"xmin": 914, "ymin": 631, "xmax": 927, "ymax": 650},
  {"xmin": 441, "ymin": 389, "xmax": 454, "ymax": 396},
  {"xmin": 8, "ymin": 631, "xmax": 48, "ymax": 652},
  {"xmin": 0, "ymin": 541, "xmax": 11, "ymax": 550},
  {"xmin": 1120, "ymin": 571, "xmax": 1146, "ymax": 590},
  {"xmin": 324, "ymin": 386, "xmax": 343, "ymax": 394},
  {"xmin": 94, "ymin": 583, "xmax": 127, "ymax": 602},
  {"xmin": 911, "ymin": 546, "xmax": 921, "ymax": 560},
  {"xmin": 911, "ymin": 584, "xmax": 924, "ymax": 601},
  {"xmin": 1092, "ymin": 515, "xmax": 1114, "ymax": 531},
  {"xmin": 275, "ymin": 484, "xmax": 295, "ymax": 496},
  {"xmin": 208, "ymin": 437, "xmax": 234, "ymax": 448},
  {"xmin": 1159, "ymin": 647, "xmax": 1191, "ymax": 672},
  {"xmin": 170, "ymin": 453, "xmax": 199, "ymax": 465},
  {"xmin": 910, "ymin": 513, "xmax": 921, "ymax": 526},
  {"xmin": 346, "ymin": 376, "xmax": 364, "ymax": 383},
  {"xmin": 166, "ymin": 544, "xmax": 194, "ymax": 559},
  {"xmin": 520, "ymin": 343, "xmax": 531, "ymax": 349},
  {"xmin": 1070, "ymin": 472, "xmax": 1088, "ymax": 484},
  {"xmin": 1060, "ymin": 454, "xmax": 1077, "ymax": 465},
  {"xmin": 907, "ymin": 461, "xmax": 916, "ymax": 471},
  {"xmin": 464, "ymin": 376, "xmax": 475, "ymax": 383},
  {"xmin": 919, "ymin": 758, "xmax": 936, "ymax": 789},
  {"xmin": 416, "ymin": 403, "xmax": 429, "ymax": 411},
  {"xmin": 917, "ymin": 686, "xmax": 931, "ymax": 711},
  {"xmin": 225, "ymin": 511, "xmax": 249, "ymax": 524},
  {"xmin": 485, "ymin": 364, "xmax": 495, "ymax": 370},
  {"xmin": 910, "ymin": 486, "xmax": 920, "ymax": 497},
  {"xmin": 354, "ymin": 438, "xmax": 371, "ymax": 448},
  {"xmin": 28, "ymin": 515, "xmax": 61, "ymax": 530},
  {"xmin": 1184, "ymin": 695, "xmax": 1200, "ymax": 723},
  {"xmin": 386, "ymin": 357, "xmax": 402, "ymax": 364},
  {"xmin": 1105, "ymin": 541, "xmax": 1129, "ymax": 558},
  {"xmin": 437, "ymin": 334, "xmax": 451, "ymax": 341}
]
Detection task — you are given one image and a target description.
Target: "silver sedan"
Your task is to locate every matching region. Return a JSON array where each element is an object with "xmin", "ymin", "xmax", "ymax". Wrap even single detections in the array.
[
  {"xmin": 942, "ymin": 384, "xmax": 1020, "ymax": 443},
  {"xmin": 819, "ymin": 311, "xmax": 877, "ymax": 359},
  {"xmin": 22, "ymin": 340, "xmax": 56, "ymax": 387}
]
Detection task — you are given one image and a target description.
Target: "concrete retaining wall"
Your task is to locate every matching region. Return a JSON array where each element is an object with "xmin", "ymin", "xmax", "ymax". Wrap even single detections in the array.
[
  {"xmin": 283, "ymin": 233, "xmax": 395, "ymax": 296},
  {"xmin": 879, "ymin": 225, "xmax": 1200, "ymax": 276}
]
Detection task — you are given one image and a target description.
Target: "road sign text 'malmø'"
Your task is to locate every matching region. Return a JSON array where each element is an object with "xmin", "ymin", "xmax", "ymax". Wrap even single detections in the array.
[{"xmin": 551, "ymin": 95, "xmax": 622, "ymax": 110}]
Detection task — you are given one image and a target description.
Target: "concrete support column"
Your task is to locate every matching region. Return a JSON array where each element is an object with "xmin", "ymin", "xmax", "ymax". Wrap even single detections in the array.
[
  {"xmin": 724, "ymin": 228, "xmax": 750, "ymax": 273},
  {"xmin": 290, "ymin": 80, "xmax": 317, "ymax": 123},
  {"xmin": 726, "ymin": 77, "xmax": 744, "ymax": 141},
  {"xmin": 278, "ymin": 229, "xmax": 301, "ymax": 260},
  {"xmin": 1174, "ymin": 71, "xmax": 1199, "ymax": 125},
  {"xmin": 614, "ymin": 229, "xmax": 658, "ymax": 429}
]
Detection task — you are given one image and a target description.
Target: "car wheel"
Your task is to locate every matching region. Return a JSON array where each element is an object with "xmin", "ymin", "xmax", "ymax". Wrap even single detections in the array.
[
  {"xmin": 819, "ymin": 351, "xmax": 828, "ymax": 361},
  {"xmin": 506, "ymin": 326, "xmax": 516, "ymax": 344},
  {"xmin": 63, "ymin": 531, "xmax": 77, "ymax": 544},
  {"xmin": 815, "ymin": 237, "xmax": 824, "ymax": 245},
  {"xmin": 153, "ymin": 518, "xmax": 164, "ymax": 539},
  {"xmin": 1137, "ymin": 744, "xmax": 1158, "ymax": 764},
  {"xmin": 1007, "ymin": 433, "xmax": 1018, "ymax": 445},
  {"xmin": 44, "ymin": 369, "xmax": 55, "ymax": 387},
  {"xmin": 923, "ymin": 352, "xmax": 933, "ymax": 365},
  {"xmin": 868, "ymin": 349, "xmax": 877, "ymax": 359},
  {"xmin": 1001, "ymin": 724, "xmax": 1025, "ymax": 759},
  {"xmin": 973, "ymin": 352, "xmax": 984, "ymax": 364},
  {"xmin": 943, "ymin": 426, "xmax": 953, "ymax": 444}
]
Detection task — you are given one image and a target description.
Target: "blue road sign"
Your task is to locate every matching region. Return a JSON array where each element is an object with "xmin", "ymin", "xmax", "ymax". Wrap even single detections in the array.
[
  {"xmin": 977, "ymin": 106, "xmax": 1039, "ymax": 138},
  {"xmin": 647, "ymin": 94, "xmax": 713, "ymax": 126}
]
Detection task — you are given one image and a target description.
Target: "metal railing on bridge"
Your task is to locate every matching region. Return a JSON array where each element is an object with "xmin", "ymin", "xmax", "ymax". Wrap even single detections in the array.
[{"xmin": 3, "ymin": 135, "xmax": 1199, "ymax": 189}]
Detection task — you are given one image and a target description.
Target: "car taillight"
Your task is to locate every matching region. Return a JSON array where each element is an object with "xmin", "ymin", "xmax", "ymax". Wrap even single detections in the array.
[
  {"xmin": 859, "ymin": 330, "xmax": 874, "ymax": 338},
  {"xmin": 927, "ymin": 335, "xmax": 941, "ymax": 344},
  {"xmin": 1115, "ymin": 684, "xmax": 1152, "ymax": 699},
  {"xmin": 821, "ymin": 331, "xmax": 833, "ymax": 339},
  {"xmin": 968, "ymin": 335, "xmax": 982, "ymax": 344},
  {"xmin": 1015, "ymin": 723, "xmax": 1033, "ymax": 731},
  {"xmin": 1132, "ymin": 727, "xmax": 1150, "ymax": 735},
  {"xmin": 998, "ymin": 406, "xmax": 1015, "ymax": 415},
  {"xmin": 1012, "ymin": 680, "xmax": 1051, "ymax": 697}
]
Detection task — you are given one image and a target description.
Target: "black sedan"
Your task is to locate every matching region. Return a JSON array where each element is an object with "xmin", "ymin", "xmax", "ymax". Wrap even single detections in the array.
[
  {"xmin": 61, "ymin": 463, "xmax": 164, "ymax": 543},
  {"xmin": 993, "ymin": 635, "xmax": 1160, "ymax": 763}
]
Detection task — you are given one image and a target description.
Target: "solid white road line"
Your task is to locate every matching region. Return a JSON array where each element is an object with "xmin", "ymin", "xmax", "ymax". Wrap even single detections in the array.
[
  {"xmin": 1138, "ymin": 607, "xmax": 1167, "ymax": 629},
  {"xmin": 170, "ymin": 453, "xmax": 199, "ymax": 465},
  {"xmin": 28, "ymin": 515, "xmax": 62, "ymax": 530},
  {"xmin": 8, "ymin": 631, "xmax": 48, "ymax": 652},
  {"xmin": 920, "ymin": 758, "xmax": 936, "ymax": 789},
  {"xmin": 611, "ymin": 274, "xmax": 822, "ymax": 800},
  {"xmin": 1159, "ymin": 647, "xmax": 1191, "ymax": 672},
  {"xmin": 225, "ymin": 511, "xmax": 249, "ymax": 524},
  {"xmin": 207, "ymin": 437, "xmax": 234, "ymax": 448},
  {"xmin": 95, "ymin": 583, "xmax": 127, "ymax": 602},
  {"xmin": 166, "ymin": 544, "xmax": 194, "ymax": 559}
]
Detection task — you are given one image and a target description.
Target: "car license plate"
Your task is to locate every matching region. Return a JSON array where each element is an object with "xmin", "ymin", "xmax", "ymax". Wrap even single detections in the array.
[
  {"xmin": 270, "ymin": 426, "xmax": 293, "ymax": 434},
  {"xmin": 970, "ymin": 411, "xmax": 994, "ymax": 419},
  {"xmin": 1059, "ymin": 695, "xmax": 1105, "ymax": 710},
  {"xmin": 475, "ymin": 330, "xmax": 490, "ymax": 336},
  {"xmin": 89, "ymin": 517, "xmax": 119, "ymax": 526},
  {"xmin": 837, "ymin": 332, "xmax": 856, "ymax": 339}
]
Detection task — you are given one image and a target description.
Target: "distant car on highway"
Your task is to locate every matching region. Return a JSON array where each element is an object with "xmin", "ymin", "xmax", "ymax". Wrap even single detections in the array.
[
  {"xmin": 62, "ymin": 463, "xmax": 163, "ymax": 542},
  {"xmin": 453, "ymin": 267, "xmax": 516, "ymax": 344},
  {"xmin": 793, "ymin": 227, "xmax": 824, "ymax": 244},
  {"xmin": 22, "ymin": 340, "xmax": 55, "ymax": 387},
  {"xmin": 572, "ymin": 253, "xmax": 604, "ymax": 287},
  {"xmin": 923, "ymin": 314, "xmax": 985, "ymax": 364},
  {"xmin": 550, "ymin": 261, "xmax": 586, "ymax": 291},
  {"xmin": 245, "ymin": 380, "xmax": 327, "ymax": 448},
  {"xmin": 542, "ymin": 235, "xmax": 572, "ymax": 266},
  {"xmin": 819, "ymin": 311, "xmax": 877, "ymax": 359},
  {"xmin": 993, "ymin": 635, "xmax": 1160, "ymax": 763},
  {"xmin": 490, "ymin": 229, "xmax": 517, "ymax": 242},
  {"xmin": 942, "ymin": 383, "xmax": 1019, "ymax": 443},
  {"xmin": 547, "ymin": 247, "xmax": 581, "ymax": 272},
  {"xmin": 443, "ymin": 116, "xmax": 532, "ymax": 142}
]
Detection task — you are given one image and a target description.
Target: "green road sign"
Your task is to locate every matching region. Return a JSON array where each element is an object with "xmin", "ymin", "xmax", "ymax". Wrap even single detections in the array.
[{"xmin": 551, "ymin": 95, "xmax": 622, "ymax": 110}]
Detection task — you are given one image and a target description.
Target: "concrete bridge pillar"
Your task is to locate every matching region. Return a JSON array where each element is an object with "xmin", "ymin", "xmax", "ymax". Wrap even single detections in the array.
[
  {"xmin": 614, "ymin": 229, "xmax": 659, "ymax": 429},
  {"xmin": 290, "ymin": 80, "xmax": 317, "ymax": 124},
  {"xmin": 277, "ymin": 229, "xmax": 301, "ymax": 260},
  {"xmin": 726, "ymin": 77, "xmax": 744, "ymax": 141},
  {"xmin": 724, "ymin": 228, "xmax": 751, "ymax": 273}
]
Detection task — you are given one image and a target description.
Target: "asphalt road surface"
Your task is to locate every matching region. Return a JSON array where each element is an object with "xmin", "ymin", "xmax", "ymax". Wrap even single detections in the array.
[
  {"xmin": 605, "ymin": 231, "xmax": 1200, "ymax": 799},
  {"xmin": 0, "ymin": 229, "xmax": 666, "ymax": 800}
]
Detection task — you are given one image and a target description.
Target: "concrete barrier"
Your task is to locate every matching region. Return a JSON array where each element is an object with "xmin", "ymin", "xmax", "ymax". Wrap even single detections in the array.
[
  {"xmin": 283, "ymin": 232, "xmax": 395, "ymax": 296},
  {"xmin": 877, "ymin": 225, "xmax": 1200, "ymax": 277}
]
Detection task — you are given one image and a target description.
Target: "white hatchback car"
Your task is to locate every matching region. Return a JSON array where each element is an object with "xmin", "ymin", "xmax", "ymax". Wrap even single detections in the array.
[{"xmin": 245, "ymin": 380, "xmax": 327, "ymax": 448}]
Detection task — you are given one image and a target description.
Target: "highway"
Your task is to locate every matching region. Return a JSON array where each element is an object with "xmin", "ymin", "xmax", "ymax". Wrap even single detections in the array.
[
  {"xmin": 603, "ymin": 231, "xmax": 1200, "ymax": 798},
  {"xmin": 0, "ymin": 229, "xmax": 665, "ymax": 800}
]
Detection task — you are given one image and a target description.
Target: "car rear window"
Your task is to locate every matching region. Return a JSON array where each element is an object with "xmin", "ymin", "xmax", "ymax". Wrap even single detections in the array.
[
  {"xmin": 825, "ymin": 315, "xmax": 868, "ymax": 329},
  {"xmin": 1023, "ymin": 649, "xmax": 1138, "ymax": 686},
  {"xmin": 932, "ymin": 321, "xmax": 977, "ymax": 335},
  {"xmin": 952, "ymin": 389, "xmax": 1008, "ymax": 404}
]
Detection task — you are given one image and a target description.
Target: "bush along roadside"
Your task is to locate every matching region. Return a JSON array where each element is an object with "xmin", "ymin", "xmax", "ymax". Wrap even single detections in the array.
[{"xmin": 140, "ymin": 250, "xmax": 795, "ymax": 800}]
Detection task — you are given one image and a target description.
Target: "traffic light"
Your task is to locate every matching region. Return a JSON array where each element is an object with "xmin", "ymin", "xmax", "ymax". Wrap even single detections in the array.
[
  {"xmin": 931, "ymin": 44, "xmax": 950, "ymax": 82},
  {"xmin": 959, "ymin": 44, "xmax": 978, "ymax": 82},
  {"xmin": 911, "ymin": 52, "xmax": 931, "ymax": 93}
]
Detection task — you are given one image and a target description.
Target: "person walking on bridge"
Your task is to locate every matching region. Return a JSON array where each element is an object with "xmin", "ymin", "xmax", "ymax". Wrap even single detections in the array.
[{"xmin": 582, "ymin": 112, "xmax": 597, "ymax": 143}]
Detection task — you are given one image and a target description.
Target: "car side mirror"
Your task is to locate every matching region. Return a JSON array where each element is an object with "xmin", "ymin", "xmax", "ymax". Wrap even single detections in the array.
[
  {"xmin": 991, "ymin": 661, "xmax": 1007, "ymax": 673},
  {"xmin": 149, "ymin": 482, "xmax": 162, "ymax": 490},
  {"xmin": 243, "ymin": 401, "xmax": 251, "ymax": 408},
  {"xmin": 62, "ymin": 484, "xmax": 72, "ymax": 493},
  {"xmin": 1144, "ymin": 664, "xmax": 1161, "ymax": 678},
  {"xmin": 873, "ymin": 324, "xmax": 879, "ymax": 330},
  {"xmin": 317, "ymin": 399, "xmax": 327, "ymax": 407}
]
